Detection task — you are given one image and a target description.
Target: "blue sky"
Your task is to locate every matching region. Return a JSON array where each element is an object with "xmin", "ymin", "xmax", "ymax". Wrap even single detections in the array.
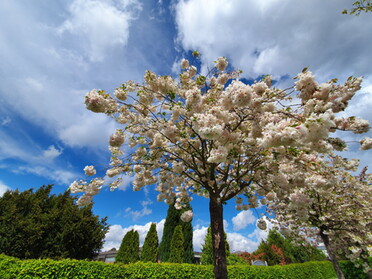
[{"xmin": 0, "ymin": 0, "xmax": 371, "ymax": 253}]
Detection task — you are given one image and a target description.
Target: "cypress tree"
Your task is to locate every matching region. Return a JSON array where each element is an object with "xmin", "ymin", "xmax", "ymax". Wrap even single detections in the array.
[
  {"xmin": 159, "ymin": 201, "xmax": 193, "ymax": 263},
  {"xmin": 200, "ymin": 226, "xmax": 230, "ymax": 265},
  {"xmin": 169, "ymin": 225, "xmax": 184, "ymax": 263},
  {"xmin": 115, "ymin": 230, "xmax": 140, "ymax": 263},
  {"xmin": 132, "ymin": 230, "xmax": 140, "ymax": 262},
  {"xmin": 141, "ymin": 223, "xmax": 159, "ymax": 262}
]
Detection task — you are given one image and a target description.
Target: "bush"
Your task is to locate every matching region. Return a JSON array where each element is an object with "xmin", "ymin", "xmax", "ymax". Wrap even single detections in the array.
[
  {"xmin": 339, "ymin": 258, "xmax": 372, "ymax": 279},
  {"xmin": 1, "ymin": 253, "xmax": 370, "ymax": 279}
]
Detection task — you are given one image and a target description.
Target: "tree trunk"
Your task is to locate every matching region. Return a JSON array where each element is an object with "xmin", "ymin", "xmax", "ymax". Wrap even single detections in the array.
[
  {"xmin": 319, "ymin": 229, "xmax": 345, "ymax": 279},
  {"xmin": 209, "ymin": 196, "xmax": 228, "ymax": 279}
]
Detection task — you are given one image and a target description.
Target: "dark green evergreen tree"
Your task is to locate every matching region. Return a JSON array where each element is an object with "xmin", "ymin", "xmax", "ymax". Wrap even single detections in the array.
[
  {"xmin": 132, "ymin": 230, "xmax": 140, "ymax": 262},
  {"xmin": 169, "ymin": 225, "xmax": 184, "ymax": 263},
  {"xmin": 200, "ymin": 226, "xmax": 230, "ymax": 265},
  {"xmin": 0, "ymin": 185, "xmax": 108, "ymax": 260},
  {"xmin": 116, "ymin": 229, "xmax": 140, "ymax": 264},
  {"xmin": 141, "ymin": 223, "xmax": 159, "ymax": 262},
  {"xmin": 159, "ymin": 201, "xmax": 193, "ymax": 263}
]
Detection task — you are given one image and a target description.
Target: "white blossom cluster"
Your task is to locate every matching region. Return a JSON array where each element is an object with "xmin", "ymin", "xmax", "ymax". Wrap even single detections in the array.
[{"xmin": 71, "ymin": 58, "xmax": 371, "ymax": 265}]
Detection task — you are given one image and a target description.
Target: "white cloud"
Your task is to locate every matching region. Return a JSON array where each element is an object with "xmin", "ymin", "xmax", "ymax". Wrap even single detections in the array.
[
  {"xmin": 16, "ymin": 166, "xmax": 77, "ymax": 185},
  {"xmin": 193, "ymin": 226, "xmax": 208, "ymax": 252},
  {"xmin": 175, "ymin": 0, "xmax": 372, "ymax": 80},
  {"xmin": 58, "ymin": 0, "xmax": 141, "ymax": 62},
  {"xmin": 42, "ymin": 145, "xmax": 63, "ymax": 161},
  {"xmin": 125, "ymin": 199, "xmax": 153, "ymax": 220},
  {"xmin": 0, "ymin": 130, "xmax": 78, "ymax": 185},
  {"xmin": 192, "ymin": 224, "xmax": 261, "ymax": 253},
  {"xmin": 0, "ymin": 180, "xmax": 11, "ymax": 197},
  {"xmin": 227, "ymin": 232, "xmax": 259, "ymax": 253},
  {"xmin": 232, "ymin": 210, "xmax": 256, "ymax": 231},
  {"xmin": 103, "ymin": 219, "xmax": 165, "ymax": 251}
]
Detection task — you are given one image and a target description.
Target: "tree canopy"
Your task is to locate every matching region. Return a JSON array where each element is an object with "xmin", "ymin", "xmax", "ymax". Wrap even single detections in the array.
[
  {"xmin": 0, "ymin": 185, "xmax": 108, "ymax": 260},
  {"xmin": 71, "ymin": 56, "xmax": 371, "ymax": 279}
]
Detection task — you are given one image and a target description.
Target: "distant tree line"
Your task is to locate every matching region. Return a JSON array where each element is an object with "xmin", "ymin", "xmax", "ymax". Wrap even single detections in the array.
[{"xmin": 115, "ymin": 201, "xmax": 194, "ymax": 264}]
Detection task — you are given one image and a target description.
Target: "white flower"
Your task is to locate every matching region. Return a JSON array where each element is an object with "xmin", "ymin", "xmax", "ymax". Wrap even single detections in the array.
[
  {"xmin": 84, "ymin": 165, "xmax": 96, "ymax": 176},
  {"xmin": 215, "ymin": 57, "xmax": 228, "ymax": 71},
  {"xmin": 181, "ymin": 59, "xmax": 189, "ymax": 69},
  {"xmin": 360, "ymin": 137, "xmax": 372, "ymax": 150},
  {"xmin": 257, "ymin": 218, "xmax": 267, "ymax": 230},
  {"xmin": 180, "ymin": 210, "xmax": 193, "ymax": 222},
  {"xmin": 109, "ymin": 129, "xmax": 125, "ymax": 147}
]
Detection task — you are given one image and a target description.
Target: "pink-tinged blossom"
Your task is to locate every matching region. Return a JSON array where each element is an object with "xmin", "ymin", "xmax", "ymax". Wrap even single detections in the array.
[
  {"xmin": 83, "ymin": 165, "xmax": 96, "ymax": 176},
  {"xmin": 215, "ymin": 57, "xmax": 228, "ymax": 71},
  {"xmin": 85, "ymin": 89, "xmax": 116, "ymax": 113},
  {"xmin": 114, "ymin": 87, "xmax": 127, "ymax": 101},
  {"xmin": 181, "ymin": 59, "xmax": 189, "ymax": 69},
  {"xmin": 257, "ymin": 218, "xmax": 267, "ymax": 230},
  {"xmin": 180, "ymin": 210, "xmax": 193, "ymax": 222},
  {"xmin": 360, "ymin": 137, "xmax": 372, "ymax": 150},
  {"xmin": 109, "ymin": 129, "xmax": 125, "ymax": 147},
  {"xmin": 208, "ymin": 145, "xmax": 228, "ymax": 163}
]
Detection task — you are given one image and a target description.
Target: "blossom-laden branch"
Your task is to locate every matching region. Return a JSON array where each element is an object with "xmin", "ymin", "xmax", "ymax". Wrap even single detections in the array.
[
  {"xmin": 71, "ymin": 58, "xmax": 370, "ymax": 213},
  {"xmin": 267, "ymin": 155, "xmax": 371, "ymax": 274}
]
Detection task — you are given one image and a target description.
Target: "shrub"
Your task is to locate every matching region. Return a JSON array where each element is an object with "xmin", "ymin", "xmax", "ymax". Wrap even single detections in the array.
[{"xmin": 1, "ymin": 254, "xmax": 370, "ymax": 279}]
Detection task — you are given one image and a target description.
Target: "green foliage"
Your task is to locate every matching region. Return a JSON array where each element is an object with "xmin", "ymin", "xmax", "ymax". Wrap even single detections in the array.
[
  {"xmin": 339, "ymin": 258, "xmax": 372, "ymax": 279},
  {"xmin": 253, "ymin": 229, "xmax": 326, "ymax": 265},
  {"xmin": 141, "ymin": 223, "xmax": 159, "ymax": 262},
  {"xmin": 169, "ymin": 225, "xmax": 185, "ymax": 263},
  {"xmin": 2, "ymin": 254, "xmax": 357, "ymax": 279},
  {"xmin": 200, "ymin": 226, "xmax": 230, "ymax": 265},
  {"xmin": 226, "ymin": 253, "xmax": 247, "ymax": 265},
  {"xmin": 159, "ymin": 202, "xmax": 194, "ymax": 263},
  {"xmin": 342, "ymin": 0, "xmax": 372, "ymax": 15},
  {"xmin": 115, "ymin": 230, "xmax": 140, "ymax": 264},
  {"xmin": 0, "ymin": 185, "xmax": 108, "ymax": 260}
]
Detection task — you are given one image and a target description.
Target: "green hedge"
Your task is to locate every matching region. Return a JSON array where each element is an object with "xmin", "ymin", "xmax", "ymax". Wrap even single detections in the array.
[
  {"xmin": 339, "ymin": 258, "xmax": 372, "ymax": 279},
  {"xmin": 0, "ymin": 253, "xmax": 367, "ymax": 279}
]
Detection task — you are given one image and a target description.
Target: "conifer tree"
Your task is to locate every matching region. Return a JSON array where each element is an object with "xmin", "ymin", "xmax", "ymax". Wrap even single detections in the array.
[
  {"xmin": 141, "ymin": 223, "xmax": 159, "ymax": 262},
  {"xmin": 201, "ymin": 226, "xmax": 230, "ymax": 265},
  {"xmin": 159, "ymin": 201, "xmax": 193, "ymax": 263},
  {"xmin": 0, "ymin": 185, "xmax": 108, "ymax": 260},
  {"xmin": 169, "ymin": 225, "xmax": 184, "ymax": 263},
  {"xmin": 115, "ymin": 230, "xmax": 140, "ymax": 264}
]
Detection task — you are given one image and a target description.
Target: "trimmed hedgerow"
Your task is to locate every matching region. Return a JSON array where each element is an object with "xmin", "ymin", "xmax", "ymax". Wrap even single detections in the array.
[{"xmin": 1, "ymin": 254, "xmax": 368, "ymax": 279}]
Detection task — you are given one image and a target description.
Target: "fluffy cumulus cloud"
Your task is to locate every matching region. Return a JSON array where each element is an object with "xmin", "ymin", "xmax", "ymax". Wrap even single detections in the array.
[
  {"xmin": 232, "ymin": 210, "xmax": 256, "ymax": 231},
  {"xmin": 227, "ymin": 232, "xmax": 260, "ymax": 253},
  {"xmin": 175, "ymin": 0, "xmax": 372, "ymax": 80},
  {"xmin": 103, "ymin": 219, "xmax": 165, "ymax": 251},
  {"xmin": 58, "ymin": 0, "xmax": 142, "ymax": 62},
  {"xmin": 193, "ymin": 226, "xmax": 208, "ymax": 252},
  {"xmin": 0, "ymin": 180, "xmax": 11, "ymax": 197},
  {"xmin": 175, "ymin": 0, "xmax": 372, "ymax": 170}
]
